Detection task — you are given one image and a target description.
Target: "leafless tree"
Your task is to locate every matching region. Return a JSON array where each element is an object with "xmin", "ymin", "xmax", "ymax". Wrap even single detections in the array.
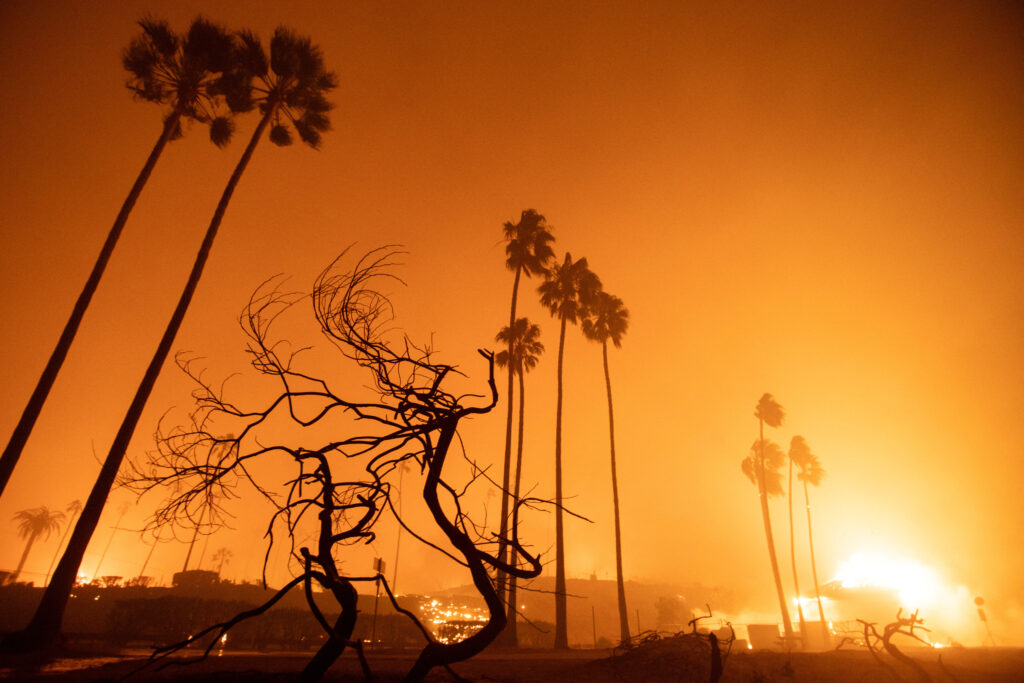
[{"xmin": 127, "ymin": 247, "xmax": 543, "ymax": 682}]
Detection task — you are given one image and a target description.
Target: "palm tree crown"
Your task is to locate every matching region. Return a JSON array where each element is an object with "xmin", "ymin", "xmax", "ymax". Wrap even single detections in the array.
[
  {"xmin": 227, "ymin": 27, "xmax": 336, "ymax": 148},
  {"xmin": 123, "ymin": 16, "xmax": 237, "ymax": 146},
  {"xmin": 495, "ymin": 318, "xmax": 544, "ymax": 375},
  {"xmin": 582, "ymin": 291, "xmax": 629, "ymax": 348},
  {"xmin": 755, "ymin": 393, "xmax": 785, "ymax": 429},
  {"xmin": 538, "ymin": 253, "xmax": 601, "ymax": 323},
  {"xmin": 791, "ymin": 436, "xmax": 825, "ymax": 485},
  {"xmin": 741, "ymin": 438, "xmax": 786, "ymax": 495},
  {"xmin": 504, "ymin": 209, "xmax": 555, "ymax": 277},
  {"xmin": 15, "ymin": 507, "xmax": 65, "ymax": 542}
]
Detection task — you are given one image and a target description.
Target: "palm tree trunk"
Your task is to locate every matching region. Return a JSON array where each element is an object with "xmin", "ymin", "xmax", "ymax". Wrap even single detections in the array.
[
  {"xmin": 759, "ymin": 420, "xmax": 794, "ymax": 642},
  {"xmin": 553, "ymin": 316, "xmax": 568, "ymax": 650},
  {"xmin": 3, "ymin": 108, "xmax": 275, "ymax": 653},
  {"xmin": 505, "ymin": 367, "xmax": 527, "ymax": 645},
  {"xmin": 805, "ymin": 479, "xmax": 828, "ymax": 631},
  {"xmin": 11, "ymin": 534, "xmax": 37, "ymax": 583},
  {"xmin": 0, "ymin": 112, "xmax": 183, "ymax": 498},
  {"xmin": 602, "ymin": 342, "xmax": 630, "ymax": 646},
  {"xmin": 496, "ymin": 266, "xmax": 522, "ymax": 607},
  {"xmin": 788, "ymin": 456, "xmax": 807, "ymax": 643}
]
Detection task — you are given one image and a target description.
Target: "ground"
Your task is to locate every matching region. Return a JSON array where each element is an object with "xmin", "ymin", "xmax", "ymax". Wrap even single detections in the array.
[{"xmin": 2, "ymin": 641, "xmax": 1023, "ymax": 681}]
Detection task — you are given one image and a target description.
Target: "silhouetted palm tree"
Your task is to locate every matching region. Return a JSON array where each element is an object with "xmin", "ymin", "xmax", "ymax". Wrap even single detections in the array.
[
  {"xmin": 6, "ymin": 27, "xmax": 336, "ymax": 653},
  {"xmin": 0, "ymin": 17, "xmax": 235, "ymax": 498},
  {"xmin": 45, "ymin": 499, "xmax": 82, "ymax": 585},
  {"xmin": 212, "ymin": 547, "xmax": 233, "ymax": 575},
  {"xmin": 538, "ymin": 252, "xmax": 600, "ymax": 649},
  {"xmin": 582, "ymin": 290, "xmax": 630, "ymax": 646},
  {"xmin": 11, "ymin": 507, "xmax": 65, "ymax": 584},
  {"xmin": 787, "ymin": 437, "xmax": 808, "ymax": 638},
  {"xmin": 495, "ymin": 317, "xmax": 544, "ymax": 645},
  {"xmin": 745, "ymin": 392, "xmax": 794, "ymax": 642},
  {"xmin": 496, "ymin": 210, "xmax": 554, "ymax": 605},
  {"xmin": 791, "ymin": 436, "xmax": 828, "ymax": 633}
]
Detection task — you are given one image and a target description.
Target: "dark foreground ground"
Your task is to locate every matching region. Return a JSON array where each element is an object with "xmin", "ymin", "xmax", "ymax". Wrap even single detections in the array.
[{"xmin": 2, "ymin": 640, "xmax": 1023, "ymax": 682}]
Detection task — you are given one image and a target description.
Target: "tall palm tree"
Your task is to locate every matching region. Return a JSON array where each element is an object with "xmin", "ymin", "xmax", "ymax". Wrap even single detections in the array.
[
  {"xmin": 746, "ymin": 392, "xmax": 794, "ymax": 642},
  {"xmin": 791, "ymin": 436, "xmax": 828, "ymax": 636},
  {"xmin": 45, "ymin": 500, "xmax": 82, "ymax": 585},
  {"xmin": 538, "ymin": 252, "xmax": 600, "ymax": 649},
  {"xmin": 582, "ymin": 290, "xmax": 630, "ymax": 646},
  {"xmin": 496, "ymin": 210, "xmax": 554, "ymax": 604},
  {"xmin": 787, "ymin": 437, "xmax": 808, "ymax": 639},
  {"xmin": 495, "ymin": 317, "xmax": 544, "ymax": 645},
  {"xmin": 0, "ymin": 17, "xmax": 236, "ymax": 498},
  {"xmin": 10, "ymin": 507, "xmax": 65, "ymax": 584},
  {"xmin": 5, "ymin": 27, "xmax": 336, "ymax": 653}
]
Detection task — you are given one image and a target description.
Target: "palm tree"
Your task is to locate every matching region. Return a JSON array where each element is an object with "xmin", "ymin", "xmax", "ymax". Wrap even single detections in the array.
[
  {"xmin": 5, "ymin": 27, "xmax": 336, "ymax": 653},
  {"xmin": 787, "ymin": 437, "xmax": 808, "ymax": 639},
  {"xmin": 212, "ymin": 547, "xmax": 233, "ymax": 575},
  {"xmin": 538, "ymin": 252, "xmax": 600, "ymax": 649},
  {"xmin": 0, "ymin": 17, "xmax": 236, "ymax": 498},
  {"xmin": 791, "ymin": 436, "xmax": 828, "ymax": 637},
  {"xmin": 10, "ymin": 507, "xmax": 65, "ymax": 584},
  {"xmin": 745, "ymin": 392, "xmax": 794, "ymax": 643},
  {"xmin": 581, "ymin": 290, "xmax": 630, "ymax": 646},
  {"xmin": 45, "ymin": 500, "xmax": 82, "ymax": 585},
  {"xmin": 495, "ymin": 317, "xmax": 544, "ymax": 645},
  {"xmin": 496, "ymin": 210, "xmax": 554, "ymax": 604}
]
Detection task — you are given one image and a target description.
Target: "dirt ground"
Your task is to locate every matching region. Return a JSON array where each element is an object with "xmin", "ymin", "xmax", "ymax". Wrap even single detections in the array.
[{"xmin": 3, "ymin": 641, "xmax": 1024, "ymax": 682}]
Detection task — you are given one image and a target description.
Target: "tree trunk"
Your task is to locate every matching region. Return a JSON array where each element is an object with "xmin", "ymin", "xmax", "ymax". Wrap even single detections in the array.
[
  {"xmin": 805, "ymin": 479, "xmax": 828, "ymax": 631},
  {"xmin": 602, "ymin": 342, "xmax": 630, "ymax": 646},
  {"xmin": 1, "ymin": 108, "xmax": 275, "ymax": 654},
  {"xmin": 553, "ymin": 316, "xmax": 568, "ymax": 649},
  {"xmin": 496, "ymin": 266, "xmax": 521, "ymax": 611},
  {"xmin": 505, "ymin": 367, "xmax": 527, "ymax": 645},
  {"xmin": 301, "ymin": 580, "xmax": 359, "ymax": 682},
  {"xmin": 11, "ymin": 534, "xmax": 37, "ymax": 583},
  {"xmin": 0, "ymin": 112, "xmax": 182, "ymax": 498},
  {"xmin": 758, "ymin": 420, "xmax": 794, "ymax": 642},
  {"xmin": 788, "ymin": 455, "xmax": 807, "ymax": 642}
]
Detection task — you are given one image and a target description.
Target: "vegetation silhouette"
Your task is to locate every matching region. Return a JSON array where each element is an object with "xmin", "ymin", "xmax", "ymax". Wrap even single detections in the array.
[
  {"xmin": 496, "ymin": 209, "xmax": 555, "ymax": 626},
  {"xmin": 126, "ymin": 248, "xmax": 545, "ymax": 681},
  {"xmin": 742, "ymin": 392, "xmax": 794, "ymax": 643},
  {"xmin": 10, "ymin": 507, "xmax": 65, "ymax": 584},
  {"xmin": 538, "ymin": 252, "xmax": 601, "ymax": 649},
  {"xmin": 0, "ymin": 17, "xmax": 236, "ymax": 498},
  {"xmin": 2, "ymin": 22, "xmax": 336, "ymax": 654},
  {"xmin": 495, "ymin": 316, "xmax": 544, "ymax": 645},
  {"xmin": 582, "ymin": 289, "xmax": 631, "ymax": 647},
  {"xmin": 44, "ymin": 499, "xmax": 81, "ymax": 585},
  {"xmin": 791, "ymin": 435, "xmax": 828, "ymax": 635}
]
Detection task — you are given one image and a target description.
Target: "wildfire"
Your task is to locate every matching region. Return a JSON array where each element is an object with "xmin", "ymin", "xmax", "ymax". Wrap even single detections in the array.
[{"xmin": 832, "ymin": 552, "xmax": 944, "ymax": 610}]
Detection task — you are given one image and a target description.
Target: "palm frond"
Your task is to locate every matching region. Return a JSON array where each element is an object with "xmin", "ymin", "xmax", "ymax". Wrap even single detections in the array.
[
  {"xmin": 269, "ymin": 124, "xmax": 293, "ymax": 146},
  {"xmin": 754, "ymin": 393, "xmax": 785, "ymax": 428},
  {"xmin": 209, "ymin": 115, "xmax": 233, "ymax": 148}
]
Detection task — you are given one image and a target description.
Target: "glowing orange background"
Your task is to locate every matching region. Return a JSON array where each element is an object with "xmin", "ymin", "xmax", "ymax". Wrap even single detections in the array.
[{"xmin": 1, "ymin": 0, "xmax": 1021, "ymax": 642}]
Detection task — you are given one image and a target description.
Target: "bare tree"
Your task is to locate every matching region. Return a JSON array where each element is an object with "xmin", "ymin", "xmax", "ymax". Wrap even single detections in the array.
[{"xmin": 127, "ymin": 248, "xmax": 544, "ymax": 682}]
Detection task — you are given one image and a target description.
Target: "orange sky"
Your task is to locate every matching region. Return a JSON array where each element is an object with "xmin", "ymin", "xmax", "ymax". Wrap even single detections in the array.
[{"xmin": 1, "ymin": 0, "xmax": 1022, "ymax": 643}]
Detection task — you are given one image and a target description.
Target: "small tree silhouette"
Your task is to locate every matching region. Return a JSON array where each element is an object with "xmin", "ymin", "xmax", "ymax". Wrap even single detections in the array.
[{"xmin": 126, "ymin": 249, "xmax": 544, "ymax": 682}]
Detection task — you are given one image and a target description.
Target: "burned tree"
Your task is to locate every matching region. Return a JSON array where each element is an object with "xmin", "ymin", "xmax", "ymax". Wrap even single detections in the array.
[{"xmin": 128, "ymin": 247, "xmax": 542, "ymax": 681}]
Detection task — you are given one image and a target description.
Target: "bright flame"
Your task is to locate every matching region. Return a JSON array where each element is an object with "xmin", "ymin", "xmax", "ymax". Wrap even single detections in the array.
[{"xmin": 832, "ymin": 552, "xmax": 943, "ymax": 610}]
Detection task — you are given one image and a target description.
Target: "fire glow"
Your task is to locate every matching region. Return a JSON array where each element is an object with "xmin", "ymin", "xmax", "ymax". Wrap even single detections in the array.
[{"xmin": 833, "ymin": 552, "xmax": 945, "ymax": 610}]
